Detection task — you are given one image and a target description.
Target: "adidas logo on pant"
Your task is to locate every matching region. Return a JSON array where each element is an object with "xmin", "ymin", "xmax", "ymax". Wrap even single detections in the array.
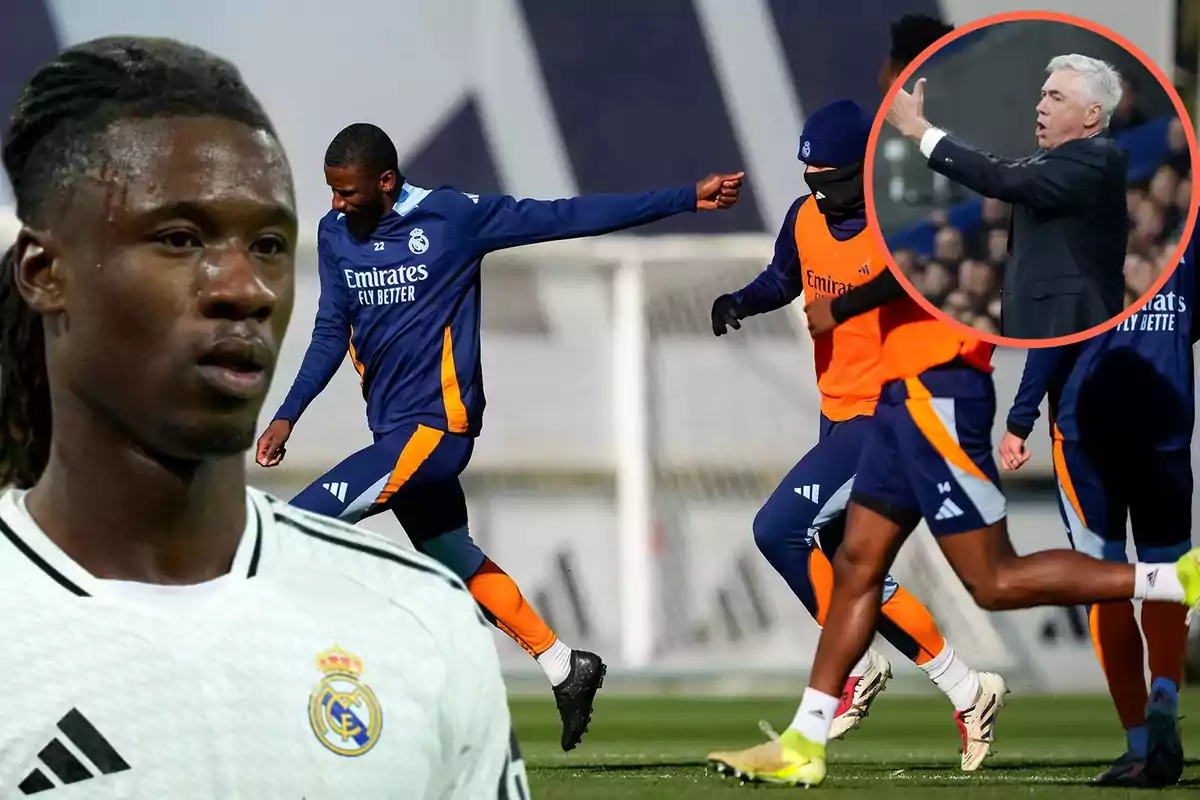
[
  {"xmin": 322, "ymin": 481, "xmax": 348, "ymax": 502},
  {"xmin": 935, "ymin": 498, "xmax": 964, "ymax": 521},
  {"xmin": 794, "ymin": 484, "xmax": 821, "ymax": 503}
]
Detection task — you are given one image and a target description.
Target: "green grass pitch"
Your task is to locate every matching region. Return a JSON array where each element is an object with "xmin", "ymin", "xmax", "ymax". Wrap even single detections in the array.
[{"xmin": 512, "ymin": 692, "xmax": 1200, "ymax": 797}]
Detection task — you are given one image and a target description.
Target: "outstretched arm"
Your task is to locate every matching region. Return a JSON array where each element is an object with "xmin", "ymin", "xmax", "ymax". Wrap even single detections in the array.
[
  {"xmin": 922, "ymin": 131, "xmax": 1107, "ymax": 213},
  {"xmin": 272, "ymin": 241, "xmax": 352, "ymax": 427},
  {"xmin": 886, "ymin": 77, "xmax": 1107, "ymax": 213},
  {"xmin": 468, "ymin": 173, "xmax": 743, "ymax": 254}
]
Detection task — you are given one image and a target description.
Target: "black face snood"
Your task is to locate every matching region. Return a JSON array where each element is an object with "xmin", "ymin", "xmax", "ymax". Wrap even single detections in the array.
[{"xmin": 804, "ymin": 160, "xmax": 865, "ymax": 223}]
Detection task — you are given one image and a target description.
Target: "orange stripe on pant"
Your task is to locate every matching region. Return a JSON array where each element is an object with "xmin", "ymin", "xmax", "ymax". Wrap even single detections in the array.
[
  {"xmin": 808, "ymin": 547, "xmax": 945, "ymax": 665},
  {"xmin": 808, "ymin": 546, "xmax": 835, "ymax": 627},
  {"xmin": 880, "ymin": 588, "xmax": 945, "ymax": 665},
  {"xmin": 372, "ymin": 424, "xmax": 561, "ymax": 659},
  {"xmin": 1051, "ymin": 427, "xmax": 1088, "ymax": 529},
  {"xmin": 441, "ymin": 326, "xmax": 469, "ymax": 434},
  {"xmin": 348, "ymin": 325, "xmax": 365, "ymax": 381},
  {"xmin": 902, "ymin": 378, "xmax": 989, "ymax": 482},
  {"xmin": 374, "ymin": 425, "xmax": 444, "ymax": 506},
  {"xmin": 468, "ymin": 558, "xmax": 558, "ymax": 657}
]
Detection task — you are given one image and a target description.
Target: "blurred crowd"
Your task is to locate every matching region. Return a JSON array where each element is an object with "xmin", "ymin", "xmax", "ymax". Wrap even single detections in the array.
[{"xmin": 895, "ymin": 86, "xmax": 1193, "ymax": 336}]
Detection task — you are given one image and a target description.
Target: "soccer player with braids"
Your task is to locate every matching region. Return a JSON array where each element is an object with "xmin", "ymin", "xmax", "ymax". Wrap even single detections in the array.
[
  {"xmin": 0, "ymin": 247, "xmax": 49, "ymax": 490},
  {"xmin": 0, "ymin": 37, "xmax": 527, "ymax": 797}
]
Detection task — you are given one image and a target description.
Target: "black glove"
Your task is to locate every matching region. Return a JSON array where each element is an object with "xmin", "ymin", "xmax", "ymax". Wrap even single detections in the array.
[{"xmin": 711, "ymin": 294, "xmax": 743, "ymax": 336}]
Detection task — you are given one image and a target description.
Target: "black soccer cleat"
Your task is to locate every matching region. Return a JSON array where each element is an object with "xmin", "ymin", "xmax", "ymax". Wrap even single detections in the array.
[
  {"xmin": 1143, "ymin": 691, "xmax": 1184, "ymax": 787},
  {"xmin": 553, "ymin": 650, "xmax": 606, "ymax": 751},
  {"xmin": 1092, "ymin": 753, "xmax": 1150, "ymax": 788}
]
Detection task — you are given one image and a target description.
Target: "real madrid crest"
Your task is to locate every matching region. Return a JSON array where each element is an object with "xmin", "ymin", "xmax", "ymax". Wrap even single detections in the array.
[
  {"xmin": 308, "ymin": 645, "xmax": 383, "ymax": 757},
  {"xmin": 408, "ymin": 227, "xmax": 429, "ymax": 255},
  {"xmin": 801, "ymin": 140, "xmax": 811, "ymax": 159}
]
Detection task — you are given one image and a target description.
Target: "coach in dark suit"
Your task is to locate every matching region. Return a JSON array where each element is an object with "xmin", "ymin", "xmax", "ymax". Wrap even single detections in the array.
[{"xmin": 887, "ymin": 55, "xmax": 1129, "ymax": 340}]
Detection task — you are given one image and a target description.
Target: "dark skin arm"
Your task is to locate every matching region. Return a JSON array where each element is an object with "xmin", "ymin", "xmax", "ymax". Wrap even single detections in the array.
[{"xmin": 805, "ymin": 269, "xmax": 908, "ymax": 336}]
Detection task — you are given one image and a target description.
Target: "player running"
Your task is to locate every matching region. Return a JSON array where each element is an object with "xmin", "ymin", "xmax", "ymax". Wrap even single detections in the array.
[
  {"xmin": 707, "ymin": 205, "xmax": 1200, "ymax": 790},
  {"xmin": 1000, "ymin": 236, "xmax": 1197, "ymax": 787},
  {"xmin": 0, "ymin": 37, "xmax": 526, "ymax": 796},
  {"xmin": 255, "ymin": 121, "xmax": 744, "ymax": 750},
  {"xmin": 705, "ymin": 98, "xmax": 999, "ymax": 769}
]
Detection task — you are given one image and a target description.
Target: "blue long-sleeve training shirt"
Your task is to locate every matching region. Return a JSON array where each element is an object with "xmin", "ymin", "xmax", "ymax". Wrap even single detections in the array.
[
  {"xmin": 731, "ymin": 194, "xmax": 868, "ymax": 316},
  {"xmin": 275, "ymin": 182, "xmax": 697, "ymax": 437},
  {"xmin": 1007, "ymin": 236, "xmax": 1197, "ymax": 451}
]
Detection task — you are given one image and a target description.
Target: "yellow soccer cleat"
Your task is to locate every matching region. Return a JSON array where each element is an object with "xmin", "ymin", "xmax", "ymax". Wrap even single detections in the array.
[
  {"xmin": 1178, "ymin": 547, "xmax": 1200, "ymax": 621},
  {"xmin": 708, "ymin": 721, "xmax": 827, "ymax": 787}
]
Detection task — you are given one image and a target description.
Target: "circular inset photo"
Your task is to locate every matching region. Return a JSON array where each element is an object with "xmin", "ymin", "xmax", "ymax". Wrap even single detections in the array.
[{"xmin": 866, "ymin": 10, "xmax": 1199, "ymax": 347}]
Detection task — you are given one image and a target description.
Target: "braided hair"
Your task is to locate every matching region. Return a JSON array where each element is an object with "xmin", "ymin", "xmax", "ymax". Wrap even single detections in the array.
[{"xmin": 0, "ymin": 37, "xmax": 277, "ymax": 488}]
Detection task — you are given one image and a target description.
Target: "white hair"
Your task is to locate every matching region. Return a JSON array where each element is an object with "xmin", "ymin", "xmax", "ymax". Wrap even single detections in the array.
[{"xmin": 1046, "ymin": 54, "xmax": 1123, "ymax": 127}]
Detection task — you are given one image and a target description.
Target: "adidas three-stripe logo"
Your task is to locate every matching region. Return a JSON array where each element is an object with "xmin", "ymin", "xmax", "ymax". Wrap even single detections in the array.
[
  {"xmin": 794, "ymin": 484, "xmax": 820, "ymax": 503},
  {"xmin": 19, "ymin": 709, "xmax": 130, "ymax": 794},
  {"xmin": 976, "ymin": 695, "xmax": 999, "ymax": 742},
  {"xmin": 322, "ymin": 481, "xmax": 348, "ymax": 502},
  {"xmin": 934, "ymin": 498, "xmax": 964, "ymax": 520}
]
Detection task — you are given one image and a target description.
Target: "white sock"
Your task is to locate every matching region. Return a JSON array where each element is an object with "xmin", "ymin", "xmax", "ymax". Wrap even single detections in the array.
[
  {"xmin": 919, "ymin": 643, "xmax": 980, "ymax": 711},
  {"xmin": 788, "ymin": 688, "xmax": 840, "ymax": 745},
  {"xmin": 849, "ymin": 651, "xmax": 872, "ymax": 678},
  {"xmin": 1134, "ymin": 563, "xmax": 1185, "ymax": 602},
  {"xmin": 536, "ymin": 639, "xmax": 573, "ymax": 686}
]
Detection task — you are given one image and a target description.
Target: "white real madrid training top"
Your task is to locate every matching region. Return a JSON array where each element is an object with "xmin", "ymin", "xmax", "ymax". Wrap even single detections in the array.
[{"xmin": 0, "ymin": 487, "xmax": 529, "ymax": 799}]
